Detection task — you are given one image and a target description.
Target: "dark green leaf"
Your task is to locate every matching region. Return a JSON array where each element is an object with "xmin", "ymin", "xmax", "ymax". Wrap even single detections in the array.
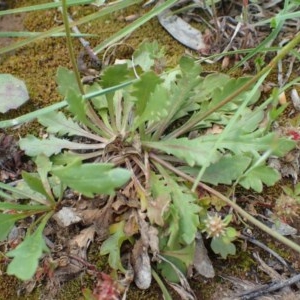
[
  {"xmin": 52, "ymin": 160, "xmax": 130, "ymax": 197},
  {"xmin": 100, "ymin": 221, "xmax": 128, "ymax": 273},
  {"xmin": 239, "ymin": 165, "xmax": 280, "ymax": 192}
]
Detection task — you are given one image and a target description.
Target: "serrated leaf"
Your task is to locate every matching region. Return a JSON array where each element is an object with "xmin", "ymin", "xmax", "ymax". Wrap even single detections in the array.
[
  {"xmin": 52, "ymin": 160, "xmax": 130, "ymax": 197},
  {"xmin": 66, "ymin": 88, "xmax": 89, "ymax": 126},
  {"xmin": 239, "ymin": 165, "xmax": 280, "ymax": 192},
  {"xmin": 19, "ymin": 135, "xmax": 100, "ymax": 157},
  {"xmin": 131, "ymin": 71, "xmax": 162, "ymax": 116},
  {"xmin": 146, "ymin": 138, "xmax": 220, "ymax": 167},
  {"xmin": 211, "ymin": 236, "xmax": 236, "ymax": 259},
  {"xmin": 0, "ymin": 74, "xmax": 29, "ymax": 113},
  {"xmin": 196, "ymin": 73, "xmax": 230, "ymax": 101},
  {"xmin": 211, "ymin": 77, "xmax": 260, "ymax": 109},
  {"xmin": 38, "ymin": 111, "xmax": 87, "ymax": 137},
  {"xmin": 155, "ymin": 171, "xmax": 199, "ymax": 247},
  {"xmin": 179, "ymin": 56, "xmax": 202, "ymax": 77},
  {"xmin": 170, "ymin": 183, "xmax": 200, "ymax": 245},
  {"xmin": 135, "ymin": 84, "xmax": 171, "ymax": 127},
  {"xmin": 56, "ymin": 67, "xmax": 80, "ymax": 96},
  {"xmin": 101, "ymin": 64, "xmax": 130, "ymax": 89},
  {"xmin": 0, "ymin": 213, "xmax": 27, "ymax": 241},
  {"xmin": 6, "ymin": 220, "xmax": 49, "ymax": 280},
  {"xmin": 100, "ymin": 221, "xmax": 128, "ymax": 273},
  {"xmin": 181, "ymin": 155, "xmax": 251, "ymax": 185},
  {"xmin": 133, "ymin": 41, "xmax": 164, "ymax": 72}
]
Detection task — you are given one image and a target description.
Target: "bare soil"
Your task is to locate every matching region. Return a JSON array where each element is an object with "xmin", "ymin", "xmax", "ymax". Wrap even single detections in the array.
[{"xmin": 1, "ymin": 1, "xmax": 300, "ymax": 300}]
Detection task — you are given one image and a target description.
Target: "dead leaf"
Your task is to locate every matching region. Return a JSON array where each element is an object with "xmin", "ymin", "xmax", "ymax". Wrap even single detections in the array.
[
  {"xmin": 68, "ymin": 225, "xmax": 95, "ymax": 258},
  {"xmin": 52, "ymin": 207, "xmax": 82, "ymax": 227},
  {"xmin": 192, "ymin": 232, "xmax": 215, "ymax": 278},
  {"xmin": 131, "ymin": 239, "xmax": 152, "ymax": 290},
  {"xmin": 147, "ymin": 195, "xmax": 170, "ymax": 226}
]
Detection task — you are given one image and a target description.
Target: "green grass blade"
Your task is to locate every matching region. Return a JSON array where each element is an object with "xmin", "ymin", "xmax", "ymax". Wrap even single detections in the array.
[
  {"xmin": 93, "ymin": 0, "xmax": 178, "ymax": 54},
  {"xmin": 0, "ymin": 32, "xmax": 96, "ymax": 38},
  {"xmin": 0, "ymin": 0, "xmax": 142, "ymax": 55},
  {"xmin": 0, "ymin": 79, "xmax": 137, "ymax": 128},
  {"xmin": 0, "ymin": 0, "xmax": 93, "ymax": 16}
]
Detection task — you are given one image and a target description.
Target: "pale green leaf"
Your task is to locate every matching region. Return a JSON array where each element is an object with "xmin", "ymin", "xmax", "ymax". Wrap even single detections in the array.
[
  {"xmin": 133, "ymin": 41, "xmax": 164, "ymax": 72},
  {"xmin": 135, "ymin": 84, "xmax": 171, "ymax": 127},
  {"xmin": 239, "ymin": 165, "xmax": 280, "ymax": 192},
  {"xmin": 100, "ymin": 221, "xmax": 128, "ymax": 272},
  {"xmin": 19, "ymin": 135, "xmax": 101, "ymax": 157},
  {"xmin": 171, "ymin": 183, "xmax": 200, "ymax": 245},
  {"xmin": 52, "ymin": 160, "xmax": 130, "ymax": 197},
  {"xmin": 65, "ymin": 88, "xmax": 89, "ymax": 125},
  {"xmin": 38, "ymin": 111, "xmax": 87, "ymax": 137},
  {"xmin": 211, "ymin": 77, "xmax": 260, "ymax": 109},
  {"xmin": 22, "ymin": 172, "xmax": 49, "ymax": 200},
  {"xmin": 131, "ymin": 71, "xmax": 162, "ymax": 116},
  {"xmin": 6, "ymin": 221, "xmax": 49, "ymax": 280},
  {"xmin": 155, "ymin": 172, "xmax": 199, "ymax": 247},
  {"xmin": 211, "ymin": 236, "xmax": 236, "ymax": 259},
  {"xmin": 181, "ymin": 155, "xmax": 251, "ymax": 185},
  {"xmin": 101, "ymin": 64, "xmax": 130, "ymax": 89},
  {"xmin": 56, "ymin": 67, "xmax": 80, "ymax": 97},
  {"xmin": 145, "ymin": 138, "xmax": 220, "ymax": 167}
]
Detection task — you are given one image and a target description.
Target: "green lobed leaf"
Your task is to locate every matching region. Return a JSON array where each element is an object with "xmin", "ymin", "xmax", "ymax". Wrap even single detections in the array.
[
  {"xmin": 170, "ymin": 183, "xmax": 200, "ymax": 245},
  {"xmin": 65, "ymin": 88, "xmax": 90, "ymax": 126},
  {"xmin": 131, "ymin": 71, "xmax": 163, "ymax": 117},
  {"xmin": 101, "ymin": 64, "xmax": 130, "ymax": 89},
  {"xmin": 181, "ymin": 155, "xmax": 252, "ymax": 185},
  {"xmin": 19, "ymin": 135, "xmax": 101, "ymax": 157},
  {"xmin": 38, "ymin": 111, "xmax": 87, "ymax": 137},
  {"xmin": 145, "ymin": 138, "xmax": 221, "ymax": 167},
  {"xmin": 135, "ymin": 84, "xmax": 171, "ymax": 128},
  {"xmin": 132, "ymin": 40, "xmax": 164, "ymax": 72},
  {"xmin": 239, "ymin": 165, "xmax": 280, "ymax": 192},
  {"xmin": 210, "ymin": 77, "xmax": 260, "ymax": 109},
  {"xmin": 51, "ymin": 160, "xmax": 131, "ymax": 197},
  {"xmin": 100, "ymin": 221, "xmax": 128, "ymax": 273},
  {"xmin": 56, "ymin": 67, "xmax": 80, "ymax": 97},
  {"xmin": 153, "ymin": 171, "xmax": 199, "ymax": 247},
  {"xmin": 6, "ymin": 220, "xmax": 49, "ymax": 280},
  {"xmin": 211, "ymin": 236, "xmax": 236, "ymax": 259}
]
